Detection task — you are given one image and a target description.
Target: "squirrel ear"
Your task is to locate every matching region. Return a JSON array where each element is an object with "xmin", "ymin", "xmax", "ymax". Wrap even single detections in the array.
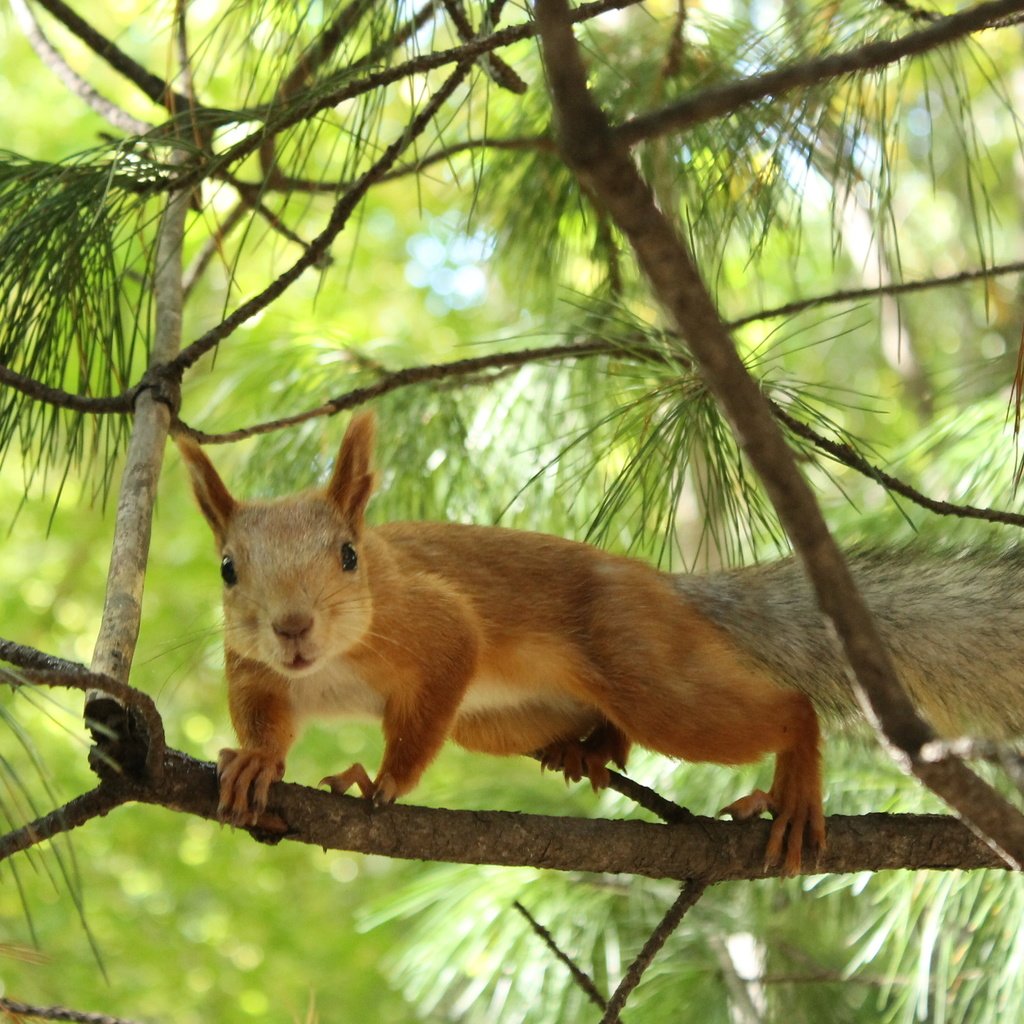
[
  {"xmin": 328, "ymin": 411, "xmax": 377, "ymax": 531},
  {"xmin": 177, "ymin": 436, "xmax": 237, "ymax": 543}
]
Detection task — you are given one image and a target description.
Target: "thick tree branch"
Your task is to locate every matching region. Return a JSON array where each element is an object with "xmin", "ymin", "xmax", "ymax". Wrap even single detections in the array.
[
  {"xmin": 88, "ymin": 188, "xmax": 188, "ymax": 685},
  {"xmin": 534, "ymin": 0, "xmax": 1024, "ymax": 869},
  {"xmin": 0, "ymin": 746, "xmax": 1010, "ymax": 879},
  {"xmin": 617, "ymin": 0, "xmax": 1024, "ymax": 147}
]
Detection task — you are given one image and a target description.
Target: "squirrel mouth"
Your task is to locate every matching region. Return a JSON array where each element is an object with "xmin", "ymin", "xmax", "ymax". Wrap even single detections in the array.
[{"xmin": 284, "ymin": 653, "xmax": 315, "ymax": 672}]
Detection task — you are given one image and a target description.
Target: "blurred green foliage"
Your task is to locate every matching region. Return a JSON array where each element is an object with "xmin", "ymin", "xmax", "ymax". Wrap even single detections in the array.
[{"xmin": 3, "ymin": 1, "xmax": 1024, "ymax": 1022}]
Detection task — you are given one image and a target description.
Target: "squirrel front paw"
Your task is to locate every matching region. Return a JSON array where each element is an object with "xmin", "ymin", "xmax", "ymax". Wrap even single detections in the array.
[
  {"xmin": 321, "ymin": 763, "xmax": 398, "ymax": 806},
  {"xmin": 217, "ymin": 747, "xmax": 285, "ymax": 825}
]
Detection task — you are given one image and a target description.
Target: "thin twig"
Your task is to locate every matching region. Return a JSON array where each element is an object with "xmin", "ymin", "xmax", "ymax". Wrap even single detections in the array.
[
  {"xmin": 602, "ymin": 768, "xmax": 695, "ymax": 824},
  {"xmin": 731, "ymin": 258, "xmax": 1024, "ymax": 328},
  {"xmin": 0, "ymin": 785, "xmax": 127, "ymax": 864},
  {"xmin": 617, "ymin": 0, "xmax": 1024, "ymax": 146},
  {"xmin": 599, "ymin": 881, "xmax": 709, "ymax": 1023},
  {"xmin": 769, "ymin": 402, "xmax": 1024, "ymax": 529},
  {"xmin": 0, "ymin": 996, "xmax": 143, "ymax": 1024},
  {"xmin": 30, "ymin": 0, "xmax": 193, "ymax": 113},
  {"xmin": 245, "ymin": 135, "xmax": 554, "ymax": 193},
  {"xmin": 170, "ymin": 59, "xmax": 474, "ymax": 373},
  {"xmin": 440, "ymin": 0, "xmax": 527, "ymax": 93},
  {"xmin": 513, "ymin": 901, "xmax": 608, "ymax": 1010},
  {"xmin": 176, "ymin": 340, "xmax": 610, "ymax": 442},
  {"xmin": 9, "ymin": 0, "xmax": 151, "ymax": 134}
]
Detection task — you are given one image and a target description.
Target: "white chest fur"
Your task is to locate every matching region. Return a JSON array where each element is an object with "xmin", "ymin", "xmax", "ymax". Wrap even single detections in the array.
[{"xmin": 288, "ymin": 658, "xmax": 386, "ymax": 720}]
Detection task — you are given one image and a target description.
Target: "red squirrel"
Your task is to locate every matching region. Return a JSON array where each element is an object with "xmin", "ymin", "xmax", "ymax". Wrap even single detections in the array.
[{"xmin": 179, "ymin": 412, "xmax": 1024, "ymax": 874}]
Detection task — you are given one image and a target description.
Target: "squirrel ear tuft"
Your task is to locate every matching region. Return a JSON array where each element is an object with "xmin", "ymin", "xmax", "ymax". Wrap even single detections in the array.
[
  {"xmin": 177, "ymin": 436, "xmax": 237, "ymax": 542},
  {"xmin": 327, "ymin": 411, "xmax": 377, "ymax": 531}
]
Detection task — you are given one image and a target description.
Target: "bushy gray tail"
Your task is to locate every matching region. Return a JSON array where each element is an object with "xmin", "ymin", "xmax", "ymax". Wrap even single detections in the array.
[{"xmin": 672, "ymin": 548, "xmax": 1024, "ymax": 738}]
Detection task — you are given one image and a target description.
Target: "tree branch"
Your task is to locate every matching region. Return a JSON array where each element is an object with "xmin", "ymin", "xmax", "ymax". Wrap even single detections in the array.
[
  {"xmin": 731, "ymin": 258, "xmax": 1024, "ymax": 328},
  {"xmin": 88, "ymin": 181, "xmax": 189, "ymax": 686},
  {"xmin": 514, "ymin": 901, "xmax": 608, "ymax": 1010},
  {"xmin": 600, "ymin": 880, "xmax": 708, "ymax": 1023},
  {"xmin": 181, "ymin": 0, "xmax": 642, "ymax": 195},
  {"xmin": 533, "ymin": 0, "xmax": 1024, "ymax": 869},
  {"xmin": 0, "ymin": 995, "xmax": 143, "ymax": 1024},
  {"xmin": 10, "ymin": 0, "xmax": 152, "ymax": 135},
  {"xmin": 1, "ymin": 745, "xmax": 1006, "ymax": 878},
  {"xmin": 176, "ymin": 340, "xmax": 611, "ymax": 442},
  {"xmin": 1, "ymin": 646, "xmax": 166, "ymax": 783},
  {"xmin": 29, "ymin": 0, "xmax": 194, "ymax": 114},
  {"xmin": 769, "ymin": 402, "xmax": 1024, "ymax": 529},
  {"xmin": 169, "ymin": 59, "xmax": 476, "ymax": 374},
  {"xmin": 616, "ymin": 0, "xmax": 1024, "ymax": 147},
  {"xmin": 0, "ymin": 785, "xmax": 127, "ymax": 862}
]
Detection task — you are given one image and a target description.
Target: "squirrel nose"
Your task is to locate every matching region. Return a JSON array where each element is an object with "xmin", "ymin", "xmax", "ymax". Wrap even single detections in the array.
[{"xmin": 272, "ymin": 613, "xmax": 313, "ymax": 641}]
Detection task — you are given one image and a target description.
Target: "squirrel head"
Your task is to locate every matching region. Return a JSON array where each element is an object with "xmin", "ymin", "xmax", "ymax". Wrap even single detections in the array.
[{"xmin": 177, "ymin": 412, "xmax": 378, "ymax": 677}]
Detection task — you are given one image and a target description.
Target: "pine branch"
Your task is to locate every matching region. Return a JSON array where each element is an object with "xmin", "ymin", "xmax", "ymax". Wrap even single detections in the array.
[
  {"xmin": 731, "ymin": 258, "xmax": 1024, "ymax": 327},
  {"xmin": 768, "ymin": 401, "xmax": 1024, "ymax": 529},
  {"xmin": 0, "ymin": 996, "xmax": 143, "ymax": 1024},
  {"xmin": 30, "ymin": 0, "xmax": 194, "ymax": 114},
  {"xmin": 258, "ymin": 0, "xmax": 378, "ymax": 184},
  {"xmin": 9, "ymin": 0, "xmax": 151, "ymax": 135},
  {"xmin": 194, "ymin": 0, "xmax": 643, "ymax": 191},
  {"xmin": 600, "ymin": 880, "xmax": 708, "ymax": 1024},
  {"xmin": 176, "ymin": 340, "xmax": 611, "ymax": 442},
  {"xmin": 534, "ymin": 0, "xmax": 1024, "ymax": 870},
  {"xmin": 0, "ymin": 743, "xmax": 1010, "ymax": 878},
  {"xmin": 170, "ymin": 58, "xmax": 477, "ymax": 373},
  {"xmin": 616, "ymin": 0, "xmax": 1024, "ymax": 147},
  {"xmin": 0, "ymin": 786, "xmax": 123, "ymax": 862},
  {"xmin": 513, "ymin": 901, "xmax": 608, "ymax": 1010}
]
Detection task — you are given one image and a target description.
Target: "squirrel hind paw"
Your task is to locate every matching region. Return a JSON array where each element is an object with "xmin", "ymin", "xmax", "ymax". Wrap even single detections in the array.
[
  {"xmin": 538, "ymin": 739, "xmax": 609, "ymax": 790},
  {"xmin": 538, "ymin": 722, "xmax": 630, "ymax": 792},
  {"xmin": 721, "ymin": 788, "xmax": 826, "ymax": 875}
]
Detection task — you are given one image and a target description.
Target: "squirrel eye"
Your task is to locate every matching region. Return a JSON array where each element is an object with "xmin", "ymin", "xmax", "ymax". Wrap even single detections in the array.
[
  {"xmin": 340, "ymin": 542, "xmax": 358, "ymax": 572},
  {"xmin": 220, "ymin": 555, "xmax": 238, "ymax": 586}
]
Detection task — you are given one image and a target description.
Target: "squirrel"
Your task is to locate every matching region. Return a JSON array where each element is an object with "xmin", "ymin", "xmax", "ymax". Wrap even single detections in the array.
[{"xmin": 177, "ymin": 411, "xmax": 1024, "ymax": 874}]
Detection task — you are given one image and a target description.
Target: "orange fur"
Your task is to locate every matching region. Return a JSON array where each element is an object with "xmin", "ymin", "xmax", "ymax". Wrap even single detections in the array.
[{"xmin": 178, "ymin": 413, "xmax": 825, "ymax": 872}]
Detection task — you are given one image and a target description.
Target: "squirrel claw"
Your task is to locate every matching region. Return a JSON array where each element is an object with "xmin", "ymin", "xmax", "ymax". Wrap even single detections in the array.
[
  {"xmin": 321, "ymin": 764, "xmax": 397, "ymax": 806},
  {"xmin": 216, "ymin": 747, "xmax": 284, "ymax": 826},
  {"xmin": 719, "ymin": 789, "xmax": 773, "ymax": 821}
]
